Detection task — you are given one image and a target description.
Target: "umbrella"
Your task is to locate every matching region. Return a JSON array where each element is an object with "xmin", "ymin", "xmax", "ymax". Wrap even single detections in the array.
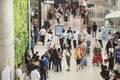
[{"xmin": 105, "ymin": 10, "xmax": 120, "ymax": 19}]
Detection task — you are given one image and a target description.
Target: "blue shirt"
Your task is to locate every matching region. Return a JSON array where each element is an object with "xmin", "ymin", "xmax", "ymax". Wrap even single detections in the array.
[{"xmin": 43, "ymin": 56, "xmax": 49, "ymax": 66}]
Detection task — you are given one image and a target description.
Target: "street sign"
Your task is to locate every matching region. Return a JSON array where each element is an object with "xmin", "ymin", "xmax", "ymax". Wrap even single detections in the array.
[{"xmin": 116, "ymin": 49, "xmax": 120, "ymax": 62}]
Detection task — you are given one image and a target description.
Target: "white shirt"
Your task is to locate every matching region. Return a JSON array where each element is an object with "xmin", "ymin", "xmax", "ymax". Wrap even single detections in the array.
[
  {"xmin": 30, "ymin": 69, "xmax": 40, "ymax": 80},
  {"xmin": 67, "ymin": 32, "xmax": 72, "ymax": 39},
  {"xmin": 86, "ymin": 34, "xmax": 91, "ymax": 41},
  {"xmin": 46, "ymin": 33, "xmax": 53, "ymax": 40},
  {"xmin": 63, "ymin": 49, "xmax": 70, "ymax": 56},
  {"xmin": 97, "ymin": 32, "xmax": 102, "ymax": 40},
  {"xmin": 40, "ymin": 28, "xmax": 46, "ymax": 35},
  {"xmin": 16, "ymin": 68, "xmax": 24, "ymax": 80},
  {"xmin": 60, "ymin": 32, "xmax": 66, "ymax": 39},
  {"xmin": 72, "ymin": 33, "xmax": 78, "ymax": 40}
]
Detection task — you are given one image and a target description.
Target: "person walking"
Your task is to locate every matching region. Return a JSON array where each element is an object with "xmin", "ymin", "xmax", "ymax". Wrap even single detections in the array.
[
  {"xmin": 100, "ymin": 59, "xmax": 109, "ymax": 80},
  {"xmin": 59, "ymin": 29, "xmax": 65, "ymax": 52},
  {"xmin": 87, "ymin": 24, "xmax": 92, "ymax": 35},
  {"xmin": 105, "ymin": 38, "xmax": 113, "ymax": 56},
  {"xmin": 34, "ymin": 28, "xmax": 39, "ymax": 44},
  {"xmin": 31, "ymin": 38, "xmax": 34, "ymax": 56},
  {"xmin": 72, "ymin": 31, "xmax": 78, "ymax": 49},
  {"xmin": 56, "ymin": 12, "xmax": 60, "ymax": 24},
  {"xmin": 40, "ymin": 27, "xmax": 46, "ymax": 45},
  {"xmin": 63, "ymin": 45, "xmax": 72, "ymax": 71},
  {"xmin": 72, "ymin": 8, "xmax": 76, "ymax": 18},
  {"xmin": 56, "ymin": 48, "xmax": 62, "ymax": 72},
  {"xmin": 40, "ymin": 56, "xmax": 47, "ymax": 80},
  {"xmin": 16, "ymin": 63, "xmax": 24, "ymax": 80},
  {"xmin": 30, "ymin": 66, "xmax": 40, "ymax": 80},
  {"xmin": 78, "ymin": 31, "xmax": 83, "ymax": 45},
  {"xmin": 92, "ymin": 22, "xmax": 97, "ymax": 38},
  {"xmin": 67, "ymin": 31, "xmax": 72, "ymax": 49},
  {"xmin": 75, "ymin": 46, "xmax": 82, "ymax": 71},
  {"xmin": 97, "ymin": 29, "xmax": 103, "ymax": 48},
  {"xmin": 108, "ymin": 53, "xmax": 114, "ymax": 70}
]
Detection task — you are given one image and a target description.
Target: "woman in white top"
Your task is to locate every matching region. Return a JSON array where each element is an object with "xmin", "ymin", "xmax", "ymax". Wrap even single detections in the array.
[
  {"xmin": 30, "ymin": 66, "xmax": 40, "ymax": 80},
  {"xmin": 16, "ymin": 63, "xmax": 24, "ymax": 80},
  {"xmin": 72, "ymin": 31, "xmax": 78, "ymax": 48},
  {"xmin": 97, "ymin": 29, "xmax": 103, "ymax": 48},
  {"xmin": 63, "ymin": 45, "xmax": 72, "ymax": 71}
]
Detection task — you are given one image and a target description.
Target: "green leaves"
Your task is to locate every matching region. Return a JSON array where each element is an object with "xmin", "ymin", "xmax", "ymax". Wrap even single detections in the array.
[{"xmin": 14, "ymin": 0, "xmax": 28, "ymax": 66}]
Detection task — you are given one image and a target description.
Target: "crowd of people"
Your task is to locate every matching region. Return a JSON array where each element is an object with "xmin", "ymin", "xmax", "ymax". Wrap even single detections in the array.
[
  {"xmin": 100, "ymin": 31, "xmax": 120, "ymax": 80},
  {"xmin": 15, "ymin": 1, "xmax": 120, "ymax": 80}
]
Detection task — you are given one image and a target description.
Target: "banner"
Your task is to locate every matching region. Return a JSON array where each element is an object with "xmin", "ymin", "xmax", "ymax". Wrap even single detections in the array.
[
  {"xmin": 55, "ymin": 25, "xmax": 63, "ymax": 36},
  {"xmin": 116, "ymin": 49, "xmax": 120, "ymax": 62}
]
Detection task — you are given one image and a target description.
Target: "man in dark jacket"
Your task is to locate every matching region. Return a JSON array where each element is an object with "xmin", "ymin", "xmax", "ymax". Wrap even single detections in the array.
[
  {"xmin": 92, "ymin": 22, "xmax": 97, "ymax": 38},
  {"xmin": 67, "ymin": 27, "xmax": 73, "ymax": 34},
  {"xmin": 87, "ymin": 24, "xmax": 91, "ymax": 35},
  {"xmin": 34, "ymin": 28, "xmax": 39, "ymax": 44},
  {"xmin": 44, "ymin": 20, "xmax": 51, "ymax": 30},
  {"xmin": 105, "ymin": 39, "xmax": 113, "ymax": 56},
  {"xmin": 108, "ymin": 53, "xmax": 114, "ymax": 70}
]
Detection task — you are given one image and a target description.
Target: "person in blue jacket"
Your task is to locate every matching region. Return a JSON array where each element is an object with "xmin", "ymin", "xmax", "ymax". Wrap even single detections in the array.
[{"xmin": 34, "ymin": 28, "xmax": 39, "ymax": 45}]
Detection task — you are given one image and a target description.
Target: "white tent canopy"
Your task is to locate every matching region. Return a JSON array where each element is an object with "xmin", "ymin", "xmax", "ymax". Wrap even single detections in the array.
[{"xmin": 105, "ymin": 10, "xmax": 120, "ymax": 19}]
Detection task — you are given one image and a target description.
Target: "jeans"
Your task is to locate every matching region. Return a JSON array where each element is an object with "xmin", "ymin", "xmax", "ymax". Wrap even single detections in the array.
[
  {"xmin": 73, "ymin": 40, "xmax": 76, "ymax": 48},
  {"xmin": 98, "ymin": 39, "xmax": 103, "ymax": 48},
  {"xmin": 56, "ymin": 60, "xmax": 62, "ymax": 72}
]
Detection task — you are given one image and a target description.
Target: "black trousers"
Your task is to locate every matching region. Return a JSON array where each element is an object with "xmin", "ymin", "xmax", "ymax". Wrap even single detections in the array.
[
  {"xmin": 73, "ymin": 40, "xmax": 76, "ymax": 48},
  {"xmin": 41, "ymin": 35, "xmax": 45, "ymax": 45},
  {"xmin": 67, "ymin": 39, "xmax": 71, "ymax": 48},
  {"xmin": 98, "ymin": 39, "xmax": 103, "ymax": 48},
  {"xmin": 49, "ymin": 59, "xmax": 52, "ymax": 70},
  {"xmin": 34, "ymin": 37, "xmax": 38, "ymax": 44},
  {"xmin": 57, "ymin": 18, "xmax": 60, "ymax": 23},
  {"xmin": 41, "ymin": 71, "xmax": 46, "ymax": 80},
  {"xmin": 59, "ymin": 38, "xmax": 64, "ymax": 53},
  {"xmin": 31, "ymin": 47, "xmax": 34, "ymax": 55},
  {"xmin": 59, "ymin": 38, "xmax": 63, "ymax": 49},
  {"xmin": 56, "ymin": 60, "xmax": 62, "ymax": 72}
]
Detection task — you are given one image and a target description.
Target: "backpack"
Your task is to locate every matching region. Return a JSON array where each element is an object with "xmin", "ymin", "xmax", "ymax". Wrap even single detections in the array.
[
  {"xmin": 57, "ymin": 52, "xmax": 62, "ymax": 59},
  {"xmin": 75, "ymin": 48, "xmax": 81, "ymax": 59}
]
